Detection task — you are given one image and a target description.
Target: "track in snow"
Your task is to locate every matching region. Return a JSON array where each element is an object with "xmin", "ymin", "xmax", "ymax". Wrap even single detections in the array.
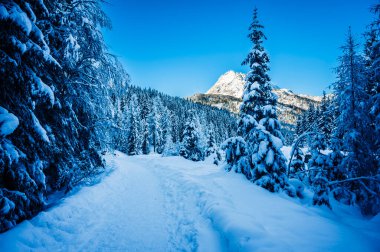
[
  {"xmin": 1, "ymin": 152, "xmax": 380, "ymax": 252},
  {"xmin": 0, "ymin": 153, "xmax": 222, "ymax": 251}
]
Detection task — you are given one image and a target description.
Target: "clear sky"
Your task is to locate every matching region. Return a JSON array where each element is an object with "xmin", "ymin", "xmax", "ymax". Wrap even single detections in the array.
[{"xmin": 103, "ymin": 0, "xmax": 376, "ymax": 97}]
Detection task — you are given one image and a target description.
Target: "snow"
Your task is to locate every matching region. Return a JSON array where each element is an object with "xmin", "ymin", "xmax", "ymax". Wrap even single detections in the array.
[
  {"xmin": 270, "ymin": 134, "xmax": 283, "ymax": 149},
  {"xmin": 31, "ymin": 73, "xmax": 55, "ymax": 106},
  {"xmin": 0, "ymin": 106, "xmax": 19, "ymax": 137},
  {"xmin": 203, "ymin": 70, "xmax": 323, "ymax": 124},
  {"xmin": 8, "ymin": 4, "xmax": 33, "ymax": 35},
  {"xmin": 0, "ymin": 4, "xmax": 9, "ymax": 19},
  {"xmin": 31, "ymin": 112, "xmax": 50, "ymax": 143},
  {"xmin": 1, "ymin": 152, "xmax": 379, "ymax": 251}
]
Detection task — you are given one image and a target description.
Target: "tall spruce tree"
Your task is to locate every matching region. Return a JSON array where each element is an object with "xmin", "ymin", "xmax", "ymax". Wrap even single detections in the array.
[
  {"xmin": 361, "ymin": 5, "xmax": 380, "ymax": 215},
  {"xmin": 239, "ymin": 8, "xmax": 292, "ymax": 194},
  {"xmin": 332, "ymin": 28, "xmax": 378, "ymax": 214},
  {"xmin": 127, "ymin": 94, "xmax": 141, "ymax": 155}
]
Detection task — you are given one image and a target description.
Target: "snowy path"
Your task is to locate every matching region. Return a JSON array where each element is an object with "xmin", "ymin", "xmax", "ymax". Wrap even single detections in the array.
[
  {"xmin": 1, "ymin": 152, "xmax": 380, "ymax": 251},
  {"xmin": 0, "ymin": 153, "xmax": 171, "ymax": 251}
]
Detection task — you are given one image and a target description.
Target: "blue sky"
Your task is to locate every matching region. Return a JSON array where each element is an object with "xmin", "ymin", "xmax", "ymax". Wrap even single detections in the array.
[{"xmin": 103, "ymin": 0, "xmax": 375, "ymax": 97}]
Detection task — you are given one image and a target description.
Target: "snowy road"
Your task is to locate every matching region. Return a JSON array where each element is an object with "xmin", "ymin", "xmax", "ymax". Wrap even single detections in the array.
[{"xmin": 1, "ymin": 152, "xmax": 380, "ymax": 251}]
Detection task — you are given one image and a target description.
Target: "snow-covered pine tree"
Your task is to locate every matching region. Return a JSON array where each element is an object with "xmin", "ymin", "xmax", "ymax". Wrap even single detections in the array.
[
  {"xmin": 238, "ymin": 8, "xmax": 292, "ymax": 194},
  {"xmin": 127, "ymin": 94, "xmax": 142, "ymax": 155},
  {"xmin": 43, "ymin": 0, "xmax": 128, "ymax": 189},
  {"xmin": 158, "ymin": 106, "xmax": 171, "ymax": 154},
  {"xmin": 289, "ymin": 147, "xmax": 306, "ymax": 180},
  {"xmin": 306, "ymin": 104, "xmax": 316, "ymax": 133},
  {"xmin": 205, "ymin": 129, "xmax": 217, "ymax": 157},
  {"xmin": 366, "ymin": 5, "xmax": 380, "ymax": 170},
  {"xmin": 309, "ymin": 134, "xmax": 331, "ymax": 208},
  {"xmin": 221, "ymin": 137, "xmax": 248, "ymax": 174},
  {"xmin": 148, "ymin": 97, "xmax": 165, "ymax": 153},
  {"xmin": 161, "ymin": 109, "xmax": 177, "ymax": 156},
  {"xmin": 361, "ymin": 5, "xmax": 380, "ymax": 215},
  {"xmin": 319, "ymin": 91, "xmax": 334, "ymax": 145},
  {"xmin": 332, "ymin": 28, "xmax": 378, "ymax": 214},
  {"xmin": 141, "ymin": 119, "xmax": 150, "ymax": 155},
  {"xmin": 0, "ymin": 0, "xmax": 60, "ymax": 231},
  {"xmin": 326, "ymin": 137, "xmax": 352, "ymax": 204},
  {"xmin": 295, "ymin": 115, "xmax": 303, "ymax": 137},
  {"xmin": 162, "ymin": 133, "xmax": 178, "ymax": 157},
  {"xmin": 180, "ymin": 110, "xmax": 204, "ymax": 161},
  {"xmin": 0, "ymin": 0, "xmax": 128, "ymax": 232}
]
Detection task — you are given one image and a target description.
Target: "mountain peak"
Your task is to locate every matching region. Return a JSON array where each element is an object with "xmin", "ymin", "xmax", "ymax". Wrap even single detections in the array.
[
  {"xmin": 206, "ymin": 70, "xmax": 245, "ymax": 98},
  {"xmin": 190, "ymin": 70, "xmax": 323, "ymax": 125}
]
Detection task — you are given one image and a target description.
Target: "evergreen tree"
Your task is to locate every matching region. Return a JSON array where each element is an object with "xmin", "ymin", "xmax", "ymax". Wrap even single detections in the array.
[
  {"xmin": 332, "ymin": 28, "xmax": 378, "ymax": 214},
  {"xmin": 0, "ymin": 0, "xmax": 128, "ymax": 231},
  {"xmin": 141, "ymin": 119, "xmax": 150, "ymax": 155},
  {"xmin": 333, "ymin": 28, "xmax": 374, "ymax": 176},
  {"xmin": 367, "ymin": 5, "xmax": 380, "ymax": 175},
  {"xmin": 221, "ymin": 137, "xmax": 248, "ymax": 174},
  {"xmin": 306, "ymin": 104, "xmax": 316, "ymax": 132},
  {"xmin": 126, "ymin": 94, "xmax": 141, "ymax": 155},
  {"xmin": 148, "ymin": 97, "xmax": 164, "ymax": 153},
  {"xmin": 205, "ymin": 129, "xmax": 217, "ymax": 157},
  {"xmin": 238, "ymin": 7, "xmax": 272, "ymax": 136},
  {"xmin": 289, "ymin": 147, "xmax": 306, "ymax": 180},
  {"xmin": 238, "ymin": 8, "xmax": 292, "ymax": 194},
  {"xmin": 320, "ymin": 91, "xmax": 334, "ymax": 145},
  {"xmin": 308, "ymin": 134, "xmax": 331, "ymax": 208},
  {"xmin": 180, "ymin": 110, "xmax": 204, "ymax": 161},
  {"xmin": 295, "ymin": 115, "xmax": 303, "ymax": 137},
  {"xmin": 361, "ymin": 5, "xmax": 380, "ymax": 215}
]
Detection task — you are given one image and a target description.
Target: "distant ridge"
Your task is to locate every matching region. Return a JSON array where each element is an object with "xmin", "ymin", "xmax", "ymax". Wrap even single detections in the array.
[{"xmin": 189, "ymin": 70, "xmax": 321, "ymax": 125}]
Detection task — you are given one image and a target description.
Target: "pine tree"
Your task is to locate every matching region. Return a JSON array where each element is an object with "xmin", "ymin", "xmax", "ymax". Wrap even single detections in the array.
[
  {"xmin": 221, "ymin": 137, "xmax": 248, "ymax": 174},
  {"xmin": 239, "ymin": 7, "xmax": 272, "ymax": 136},
  {"xmin": 295, "ymin": 115, "xmax": 303, "ymax": 137},
  {"xmin": 367, "ymin": 5, "xmax": 380, "ymax": 173},
  {"xmin": 141, "ymin": 119, "xmax": 150, "ymax": 155},
  {"xmin": 332, "ymin": 28, "xmax": 378, "ymax": 214},
  {"xmin": 333, "ymin": 28, "xmax": 374, "ymax": 176},
  {"xmin": 0, "ymin": 0, "xmax": 128, "ymax": 231},
  {"xmin": 0, "ymin": 0, "xmax": 60, "ymax": 231},
  {"xmin": 361, "ymin": 5, "xmax": 380, "ymax": 215},
  {"xmin": 289, "ymin": 147, "xmax": 306, "ymax": 180},
  {"xmin": 306, "ymin": 104, "xmax": 316, "ymax": 132},
  {"xmin": 180, "ymin": 110, "xmax": 204, "ymax": 161},
  {"xmin": 126, "ymin": 94, "xmax": 141, "ymax": 155},
  {"xmin": 148, "ymin": 97, "xmax": 164, "ymax": 153},
  {"xmin": 309, "ymin": 134, "xmax": 331, "ymax": 208},
  {"xmin": 320, "ymin": 91, "xmax": 334, "ymax": 145},
  {"xmin": 205, "ymin": 129, "xmax": 217, "ymax": 157},
  {"xmin": 158, "ymin": 106, "xmax": 171, "ymax": 154},
  {"xmin": 238, "ymin": 8, "xmax": 292, "ymax": 194}
]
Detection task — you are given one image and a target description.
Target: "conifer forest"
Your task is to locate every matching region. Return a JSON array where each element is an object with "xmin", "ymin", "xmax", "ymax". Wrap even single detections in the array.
[{"xmin": 1, "ymin": 1, "xmax": 380, "ymax": 251}]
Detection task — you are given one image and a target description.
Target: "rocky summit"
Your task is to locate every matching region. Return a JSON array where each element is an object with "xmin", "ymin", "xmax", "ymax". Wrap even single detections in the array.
[{"xmin": 189, "ymin": 70, "xmax": 322, "ymax": 125}]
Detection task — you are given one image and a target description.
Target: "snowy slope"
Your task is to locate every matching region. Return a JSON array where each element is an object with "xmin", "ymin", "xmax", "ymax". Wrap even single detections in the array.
[
  {"xmin": 1, "ymin": 152, "xmax": 379, "ymax": 251},
  {"xmin": 206, "ymin": 70, "xmax": 246, "ymax": 98}
]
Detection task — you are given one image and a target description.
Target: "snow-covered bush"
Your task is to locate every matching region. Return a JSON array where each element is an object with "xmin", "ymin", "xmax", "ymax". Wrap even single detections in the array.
[
  {"xmin": 162, "ymin": 135, "xmax": 180, "ymax": 157},
  {"xmin": 312, "ymin": 175, "xmax": 331, "ymax": 209},
  {"xmin": 221, "ymin": 137, "xmax": 247, "ymax": 174},
  {"xmin": 289, "ymin": 147, "xmax": 305, "ymax": 178}
]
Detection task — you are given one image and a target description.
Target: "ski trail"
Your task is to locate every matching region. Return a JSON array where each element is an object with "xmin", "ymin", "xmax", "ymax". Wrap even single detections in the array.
[{"xmin": 144, "ymin": 156, "xmax": 225, "ymax": 252}]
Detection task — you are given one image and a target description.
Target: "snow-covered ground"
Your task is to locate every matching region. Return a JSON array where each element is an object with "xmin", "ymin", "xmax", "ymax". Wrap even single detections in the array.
[{"xmin": 1, "ymin": 151, "xmax": 380, "ymax": 251}]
